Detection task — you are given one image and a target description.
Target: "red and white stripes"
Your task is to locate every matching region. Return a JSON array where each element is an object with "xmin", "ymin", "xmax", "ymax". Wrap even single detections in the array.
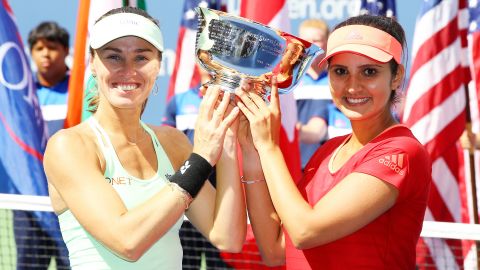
[{"xmin": 404, "ymin": 0, "xmax": 470, "ymax": 269}]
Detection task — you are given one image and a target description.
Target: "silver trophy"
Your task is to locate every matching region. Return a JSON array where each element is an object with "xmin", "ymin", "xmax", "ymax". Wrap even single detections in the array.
[{"xmin": 195, "ymin": 7, "xmax": 323, "ymax": 97}]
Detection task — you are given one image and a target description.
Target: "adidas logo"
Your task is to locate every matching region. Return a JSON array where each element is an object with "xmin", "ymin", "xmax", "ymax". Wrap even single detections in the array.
[
  {"xmin": 345, "ymin": 30, "xmax": 363, "ymax": 40},
  {"xmin": 378, "ymin": 154, "xmax": 405, "ymax": 176},
  {"xmin": 180, "ymin": 160, "xmax": 191, "ymax": 174}
]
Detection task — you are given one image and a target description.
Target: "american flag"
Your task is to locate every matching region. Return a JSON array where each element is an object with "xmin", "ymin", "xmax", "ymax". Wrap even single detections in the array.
[
  {"xmin": 403, "ymin": 0, "xmax": 470, "ymax": 268},
  {"xmin": 468, "ymin": 1, "xmax": 480, "ymax": 134},
  {"xmin": 166, "ymin": 0, "xmax": 223, "ymax": 100},
  {"xmin": 359, "ymin": 0, "xmax": 396, "ymax": 17}
]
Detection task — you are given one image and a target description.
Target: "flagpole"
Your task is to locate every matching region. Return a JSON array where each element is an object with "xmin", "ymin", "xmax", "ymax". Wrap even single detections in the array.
[
  {"xmin": 65, "ymin": 0, "xmax": 90, "ymax": 128},
  {"xmin": 464, "ymin": 82, "xmax": 480, "ymax": 269}
]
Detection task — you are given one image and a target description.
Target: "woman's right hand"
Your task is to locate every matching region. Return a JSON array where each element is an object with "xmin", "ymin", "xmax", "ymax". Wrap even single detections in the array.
[
  {"xmin": 192, "ymin": 85, "xmax": 239, "ymax": 166},
  {"xmin": 237, "ymin": 112, "xmax": 254, "ymax": 149},
  {"xmin": 236, "ymin": 81, "xmax": 255, "ymax": 152},
  {"xmin": 235, "ymin": 76, "xmax": 282, "ymax": 153},
  {"xmin": 235, "ymin": 83, "xmax": 264, "ymax": 175}
]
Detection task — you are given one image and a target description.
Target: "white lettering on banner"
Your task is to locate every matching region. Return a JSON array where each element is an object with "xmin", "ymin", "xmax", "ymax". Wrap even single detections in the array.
[
  {"xmin": 0, "ymin": 40, "xmax": 47, "ymax": 145},
  {"xmin": 0, "ymin": 41, "xmax": 37, "ymax": 110},
  {"xmin": 226, "ymin": 0, "xmax": 361, "ymax": 20},
  {"xmin": 288, "ymin": 0, "xmax": 361, "ymax": 20},
  {"xmin": 0, "ymin": 42, "xmax": 28, "ymax": 90}
]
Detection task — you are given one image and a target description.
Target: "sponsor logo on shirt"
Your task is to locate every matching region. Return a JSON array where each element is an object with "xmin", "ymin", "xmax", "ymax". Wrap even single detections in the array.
[
  {"xmin": 105, "ymin": 176, "xmax": 132, "ymax": 185},
  {"xmin": 378, "ymin": 154, "xmax": 405, "ymax": 176}
]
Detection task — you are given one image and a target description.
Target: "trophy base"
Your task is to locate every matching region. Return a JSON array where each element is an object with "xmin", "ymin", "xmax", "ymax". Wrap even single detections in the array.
[{"xmin": 211, "ymin": 75, "xmax": 269, "ymax": 99}]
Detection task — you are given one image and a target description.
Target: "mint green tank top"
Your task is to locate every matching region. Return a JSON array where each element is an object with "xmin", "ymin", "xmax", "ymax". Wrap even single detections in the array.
[{"xmin": 58, "ymin": 117, "xmax": 183, "ymax": 270}]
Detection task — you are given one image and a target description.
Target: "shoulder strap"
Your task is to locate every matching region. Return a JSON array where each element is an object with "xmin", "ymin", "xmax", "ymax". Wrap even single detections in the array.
[
  {"xmin": 87, "ymin": 117, "xmax": 118, "ymax": 176},
  {"xmin": 140, "ymin": 121, "xmax": 175, "ymax": 176}
]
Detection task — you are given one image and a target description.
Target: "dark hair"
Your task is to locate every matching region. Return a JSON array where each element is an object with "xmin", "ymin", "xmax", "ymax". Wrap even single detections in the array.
[
  {"xmin": 334, "ymin": 15, "xmax": 408, "ymax": 104},
  {"xmin": 87, "ymin": 6, "xmax": 161, "ymax": 115},
  {"xmin": 28, "ymin": 21, "xmax": 69, "ymax": 50}
]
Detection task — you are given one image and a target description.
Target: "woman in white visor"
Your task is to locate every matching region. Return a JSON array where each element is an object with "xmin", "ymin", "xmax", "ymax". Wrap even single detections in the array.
[{"xmin": 44, "ymin": 6, "xmax": 246, "ymax": 269}]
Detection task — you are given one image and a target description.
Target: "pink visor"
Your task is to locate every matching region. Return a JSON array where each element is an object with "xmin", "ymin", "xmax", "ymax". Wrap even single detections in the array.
[{"xmin": 318, "ymin": 25, "xmax": 402, "ymax": 68}]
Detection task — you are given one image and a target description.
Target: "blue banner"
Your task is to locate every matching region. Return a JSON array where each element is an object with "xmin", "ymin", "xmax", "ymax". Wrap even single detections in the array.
[
  {"xmin": 0, "ymin": 4, "xmax": 47, "ymax": 196},
  {"xmin": 0, "ymin": 3, "xmax": 63, "ymax": 245}
]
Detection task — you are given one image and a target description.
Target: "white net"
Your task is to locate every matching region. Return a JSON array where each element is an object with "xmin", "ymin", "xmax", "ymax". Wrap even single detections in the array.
[
  {"xmin": 418, "ymin": 221, "xmax": 480, "ymax": 269},
  {"xmin": 2, "ymin": 193, "xmax": 480, "ymax": 269},
  {"xmin": 0, "ymin": 194, "xmax": 274, "ymax": 270}
]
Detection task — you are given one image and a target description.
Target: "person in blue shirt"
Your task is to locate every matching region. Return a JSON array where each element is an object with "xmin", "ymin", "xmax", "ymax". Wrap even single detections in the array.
[
  {"xmin": 294, "ymin": 19, "xmax": 352, "ymax": 171},
  {"xmin": 294, "ymin": 19, "xmax": 332, "ymax": 170},
  {"xmin": 162, "ymin": 66, "xmax": 208, "ymax": 143},
  {"xmin": 13, "ymin": 21, "xmax": 71, "ymax": 270},
  {"xmin": 29, "ymin": 21, "xmax": 70, "ymax": 137}
]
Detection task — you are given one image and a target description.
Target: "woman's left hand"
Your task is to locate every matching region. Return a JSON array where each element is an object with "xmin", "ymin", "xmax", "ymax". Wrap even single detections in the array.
[
  {"xmin": 235, "ymin": 77, "xmax": 282, "ymax": 152},
  {"xmin": 193, "ymin": 86, "xmax": 239, "ymax": 166},
  {"xmin": 201, "ymin": 84, "xmax": 239, "ymax": 141}
]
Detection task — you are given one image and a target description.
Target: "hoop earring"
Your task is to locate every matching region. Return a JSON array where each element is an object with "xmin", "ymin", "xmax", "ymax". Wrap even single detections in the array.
[
  {"xmin": 86, "ymin": 75, "xmax": 98, "ymax": 94},
  {"xmin": 152, "ymin": 83, "xmax": 159, "ymax": 96},
  {"xmin": 85, "ymin": 75, "xmax": 98, "ymax": 93}
]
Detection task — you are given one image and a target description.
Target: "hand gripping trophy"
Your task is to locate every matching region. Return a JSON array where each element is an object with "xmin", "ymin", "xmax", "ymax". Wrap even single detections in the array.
[{"xmin": 195, "ymin": 7, "xmax": 323, "ymax": 99}]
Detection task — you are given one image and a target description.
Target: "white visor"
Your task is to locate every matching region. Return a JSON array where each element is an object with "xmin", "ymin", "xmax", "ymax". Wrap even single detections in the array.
[{"xmin": 90, "ymin": 12, "xmax": 164, "ymax": 52}]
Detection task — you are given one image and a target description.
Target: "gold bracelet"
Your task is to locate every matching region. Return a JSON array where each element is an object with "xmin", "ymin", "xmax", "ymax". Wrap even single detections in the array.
[
  {"xmin": 167, "ymin": 182, "xmax": 193, "ymax": 210},
  {"xmin": 240, "ymin": 176, "xmax": 266, "ymax": 185}
]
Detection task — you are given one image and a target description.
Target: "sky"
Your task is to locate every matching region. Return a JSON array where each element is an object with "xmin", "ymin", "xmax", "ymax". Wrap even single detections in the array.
[{"xmin": 8, "ymin": 0, "xmax": 420, "ymax": 125}]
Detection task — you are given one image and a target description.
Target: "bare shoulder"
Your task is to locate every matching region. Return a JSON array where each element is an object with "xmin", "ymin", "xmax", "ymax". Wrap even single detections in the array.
[
  {"xmin": 46, "ymin": 122, "xmax": 96, "ymax": 157},
  {"xmin": 44, "ymin": 122, "xmax": 104, "ymax": 212},
  {"xmin": 44, "ymin": 122, "xmax": 102, "ymax": 180},
  {"xmin": 148, "ymin": 125, "xmax": 192, "ymax": 170}
]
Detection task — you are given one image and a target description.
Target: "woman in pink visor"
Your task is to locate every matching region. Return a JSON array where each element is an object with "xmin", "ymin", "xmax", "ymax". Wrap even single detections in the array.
[{"xmin": 236, "ymin": 15, "xmax": 431, "ymax": 269}]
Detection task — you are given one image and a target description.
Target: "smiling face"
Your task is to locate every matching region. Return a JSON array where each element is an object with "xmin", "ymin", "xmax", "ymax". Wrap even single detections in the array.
[
  {"xmin": 90, "ymin": 36, "xmax": 161, "ymax": 112},
  {"xmin": 328, "ymin": 52, "xmax": 403, "ymax": 123}
]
